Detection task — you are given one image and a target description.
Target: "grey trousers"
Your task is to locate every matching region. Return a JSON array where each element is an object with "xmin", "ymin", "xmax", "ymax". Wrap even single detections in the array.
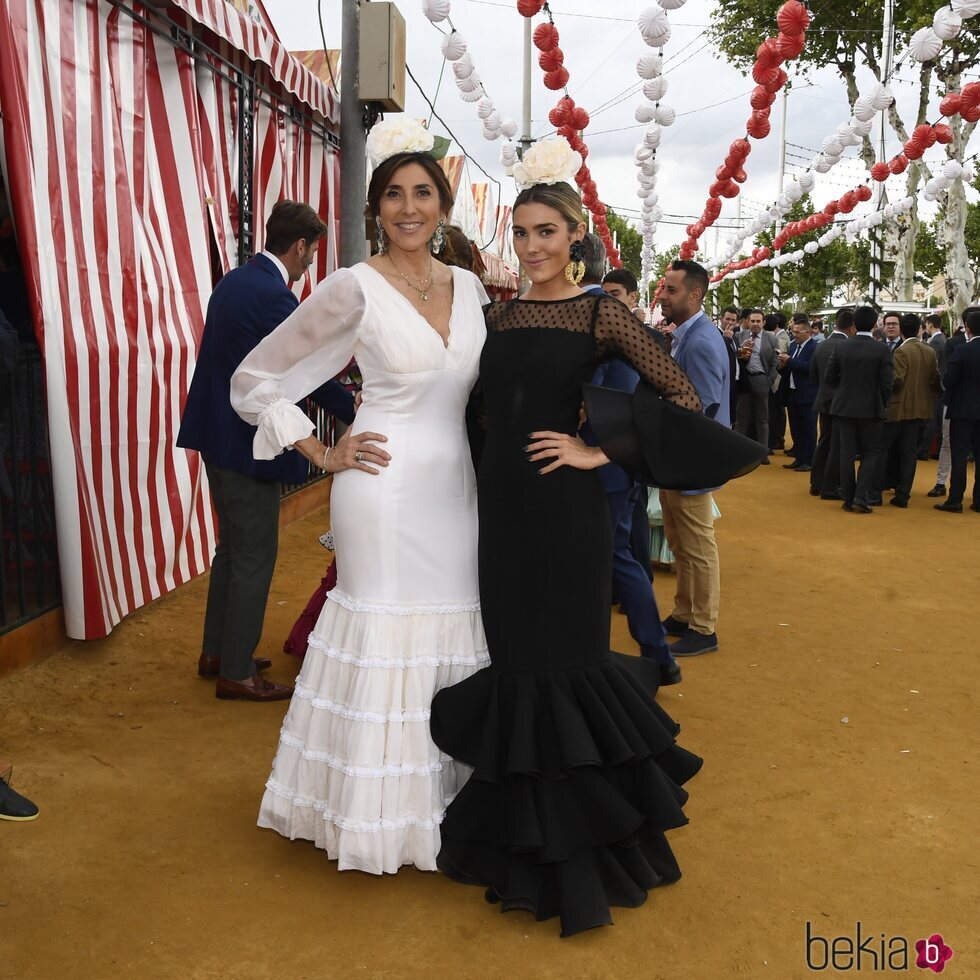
[
  {"xmin": 735, "ymin": 375, "xmax": 771, "ymax": 449},
  {"xmin": 202, "ymin": 457, "xmax": 281, "ymax": 680}
]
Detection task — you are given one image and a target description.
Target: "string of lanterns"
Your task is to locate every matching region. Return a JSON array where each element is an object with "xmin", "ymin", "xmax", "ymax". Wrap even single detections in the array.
[{"xmin": 518, "ymin": 0, "xmax": 623, "ymax": 267}]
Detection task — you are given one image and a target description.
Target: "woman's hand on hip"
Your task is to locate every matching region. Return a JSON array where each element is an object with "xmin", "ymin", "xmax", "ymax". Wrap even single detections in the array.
[
  {"xmin": 526, "ymin": 431, "xmax": 609, "ymax": 475},
  {"xmin": 293, "ymin": 429, "xmax": 390, "ymax": 475}
]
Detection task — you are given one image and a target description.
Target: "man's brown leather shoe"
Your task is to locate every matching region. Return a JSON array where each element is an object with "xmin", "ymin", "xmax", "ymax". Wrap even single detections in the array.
[
  {"xmin": 215, "ymin": 675, "xmax": 293, "ymax": 701},
  {"xmin": 198, "ymin": 653, "xmax": 272, "ymax": 678}
]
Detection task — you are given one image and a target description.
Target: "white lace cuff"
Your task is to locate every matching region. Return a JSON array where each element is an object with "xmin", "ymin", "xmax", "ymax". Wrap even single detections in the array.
[{"xmin": 253, "ymin": 399, "xmax": 315, "ymax": 459}]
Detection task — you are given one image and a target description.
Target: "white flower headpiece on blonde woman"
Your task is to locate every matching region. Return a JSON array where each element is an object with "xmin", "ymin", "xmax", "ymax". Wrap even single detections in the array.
[
  {"xmin": 366, "ymin": 117, "xmax": 436, "ymax": 168},
  {"xmin": 512, "ymin": 137, "xmax": 583, "ymax": 190}
]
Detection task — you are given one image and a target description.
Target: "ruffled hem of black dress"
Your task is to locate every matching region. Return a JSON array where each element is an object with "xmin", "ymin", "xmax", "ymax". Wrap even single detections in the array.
[{"xmin": 429, "ymin": 655, "xmax": 702, "ymax": 937}]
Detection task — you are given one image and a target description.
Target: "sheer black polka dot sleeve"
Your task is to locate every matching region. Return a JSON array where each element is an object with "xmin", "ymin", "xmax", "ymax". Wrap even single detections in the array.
[{"xmin": 592, "ymin": 296, "xmax": 702, "ymax": 412}]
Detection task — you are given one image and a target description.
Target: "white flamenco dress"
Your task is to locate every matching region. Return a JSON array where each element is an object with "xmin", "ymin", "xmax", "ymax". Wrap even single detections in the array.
[{"xmin": 231, "ymin": 263, "xmax": 490, "ymax": 874}]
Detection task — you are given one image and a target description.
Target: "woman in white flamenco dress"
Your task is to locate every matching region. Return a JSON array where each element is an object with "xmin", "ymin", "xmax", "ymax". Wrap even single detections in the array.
[{"xmin": 230, "ymin": 123, "xmax": 489, "ymax": 874}]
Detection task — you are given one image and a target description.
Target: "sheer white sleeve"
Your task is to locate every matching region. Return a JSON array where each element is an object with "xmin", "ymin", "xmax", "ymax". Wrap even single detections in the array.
[{"xmin": 231, "ymin": 266, "xmax": 364, "ymax": 459}]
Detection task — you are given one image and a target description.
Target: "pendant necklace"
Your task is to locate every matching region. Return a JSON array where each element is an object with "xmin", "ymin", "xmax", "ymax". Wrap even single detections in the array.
[{"xmin": 387, "ymin": 253, "xmax": 433, "ymax": 302}]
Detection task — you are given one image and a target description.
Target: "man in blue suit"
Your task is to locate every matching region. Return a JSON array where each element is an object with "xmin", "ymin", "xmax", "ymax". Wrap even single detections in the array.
[
  {"xmin": 177, "ymin": 201, "xmax": 355, "ymax": 701},
  {"xmin": 658, "ymin": 260, "xmax": 730, "ymax": 657},
  {"xmin": 780, "ymin": 313, "xmax": 819, "ymax": 471},
  {"xmin": 579, "ymin": 240, "xmax": 680, "ymax": 686}
]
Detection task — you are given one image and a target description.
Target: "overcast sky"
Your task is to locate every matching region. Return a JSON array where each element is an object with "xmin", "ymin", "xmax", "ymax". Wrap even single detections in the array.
[{"xmin": 263, "ymin": 0, "xmax": 972, "ymax": 262}]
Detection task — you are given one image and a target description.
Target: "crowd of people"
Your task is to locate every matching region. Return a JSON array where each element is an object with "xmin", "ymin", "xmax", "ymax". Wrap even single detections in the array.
[{"xmin": 682, "ymin": 302, "xmax": 980, "ymax": 514}]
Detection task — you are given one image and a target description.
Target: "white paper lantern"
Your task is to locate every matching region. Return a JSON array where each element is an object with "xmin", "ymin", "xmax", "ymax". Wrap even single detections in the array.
[
  {"xmin": 910, "ymin": 26, "xmax": 944, "ymax": 62},
  {"xmin": 635, "ymin": 145, "xmax": 653, "ymax": 162},
  {"xmin": 785, "ymin": 183, "xmax": 804, "ymax": 203},
  {"xmin": 476, "ymin": 98, "xmax": 495, "ymax": 119},
  {"xmin": 423, "ymin": 0, "xmax": 451, "ymax": 24},
  {"xmin": 951, "ymin": 0, "xmax": 980, "ymax": 16},
  {"xmin": 643, "ymin": 77, "xmax": 669, "ymax": 102},
  {"xmin": 482, "ymin": 124, "xmax": 500, "ymax": 141},
  {"xmin": 868, "ymin": 83, "xmax": 894, "ymax": 111},
  {"xmin": 638, "ymin": 6, "xmax": 670, "ymax": 44},
  {"xmin": 636, "ymin": 53, "xmax": 664, "ymax": 79},
  {"xmin": 943, "ymin": 160, "xmax": 963, "ymax": 181},
  {"xmin": 452, "ymin": 54, "xmax": 475, "ymax": 79},
  {"xmin": 635, "ymin": 103, "xmax": 658, "ymax": 124},
  {"xmin": 500, "ymin": 142, "xmax": 518, "ymax": 166},
  {"xmin": 643, "ymin": 125, "xmax": 663, "ymax": 149},
  {"xmin": 658, "ymin": 0, "xmax": 688, "ymax": 9},
  {"xmin": 769, "ymin": 204, "xmax": 782, "ymax": 218},
  {"xmin": 804, "ymin": 241, "xmax": 819, "ymax": 254},
  {"xmin": 459, "ymin": 88, "xmax": 483, "ymax": 103},
  {"xmin": 853, "ymin": 117, "xmax": 874, "ymax": 137},
  {"xmin": 644, "ymin": 159, "xmax": 661, "ymax": 176},
  {"xmin": 654, "ymin": 105, "xmax": 676, "ymax": 126},
  {"xmin": 852, "ymin": 96, "xmax": 876, "ymax": 122},
  {"xmin": 799, "ymin": 171, "xmax": 816, "ymax": 193},
  {"xmin": 500, "ymin": 117, "xmax": 519, "ymax": 139},
  {"xmin": 441, "ymin": 31, "xmax": 467, "ymax": 61},
  {"xmin": 836, "ymin": 123, "xmax": 859, "ymax": 147},
  {"xmin": 821, "ymin": 135, "xmax": 844, "ymax": 157},
  {"xmin": 961, "ymin": 162, "xmax": 976, "ymax": 182},
  {"xmin": 883, "ymin": 204, "xmax": 896, "ymax": 220},
  {"xmin": 456, "ymin": 75, "xmax": 481, "ymax": 94},
  {"xmin": 934, "ymin": 7, "xmax": 963, "ymax": 40}
]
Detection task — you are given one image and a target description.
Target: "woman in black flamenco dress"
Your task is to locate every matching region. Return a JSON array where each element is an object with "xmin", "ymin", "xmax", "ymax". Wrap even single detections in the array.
[{"xmin": 430, "ymin": 178, "xmax": 708, "ymax": 937}]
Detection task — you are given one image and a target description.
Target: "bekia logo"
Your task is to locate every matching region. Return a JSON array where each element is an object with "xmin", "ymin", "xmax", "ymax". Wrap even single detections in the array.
[{"xmin": 806, "ymin": 922, "xmax": 955, "ymax": 973}]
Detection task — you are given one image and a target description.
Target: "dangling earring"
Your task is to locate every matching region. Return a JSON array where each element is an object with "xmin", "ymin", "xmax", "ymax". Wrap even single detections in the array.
[
  {"xmin": 565, "ymin": 239, "xmax": 585, "ymax": 286},
  {"xmin": 429, "ymin": 218, "xmax": 446, "ymax": 255},
  {"xmin": 375, "ymin": 216, "xmax": 388, "ymax": 254}
]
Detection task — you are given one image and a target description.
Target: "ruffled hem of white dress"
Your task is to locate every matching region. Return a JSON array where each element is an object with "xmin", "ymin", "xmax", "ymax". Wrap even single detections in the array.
[{"xmin": 257, "ymin": 592, "xmax": 489, "ymax": 874}]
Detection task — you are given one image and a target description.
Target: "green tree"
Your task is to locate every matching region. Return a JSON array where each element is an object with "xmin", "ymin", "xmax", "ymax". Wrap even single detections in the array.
[{"xmin": 604, "ymin": 208, "xmax": 643, "ymax": 276}]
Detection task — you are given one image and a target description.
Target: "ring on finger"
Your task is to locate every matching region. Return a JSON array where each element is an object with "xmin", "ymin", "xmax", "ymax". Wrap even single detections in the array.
[{"xmin": 354, "ymin": 450, "xmax": 363, "ymax": 462}]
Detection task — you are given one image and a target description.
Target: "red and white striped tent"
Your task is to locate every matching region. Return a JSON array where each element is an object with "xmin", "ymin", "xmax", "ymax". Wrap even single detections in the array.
[{"xmin": 0, "ymin": 0, "xmax": 340, "ymax": 639}]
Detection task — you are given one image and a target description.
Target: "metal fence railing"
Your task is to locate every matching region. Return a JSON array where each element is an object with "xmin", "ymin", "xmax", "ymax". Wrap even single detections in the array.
[{"xmin": 1, "ymin": 344, "xmax": 60, "ymax": 633}]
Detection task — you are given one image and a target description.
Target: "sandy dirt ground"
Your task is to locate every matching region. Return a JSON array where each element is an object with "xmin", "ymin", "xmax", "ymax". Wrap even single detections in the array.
[{"xmin": 1, "ymin": 455, "xmax": 978, "ymax": 980}]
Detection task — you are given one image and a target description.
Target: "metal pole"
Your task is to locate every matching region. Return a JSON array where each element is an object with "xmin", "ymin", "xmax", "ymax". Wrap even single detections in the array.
[
  {"xmin": 871, "ymin": 0, "xmax": 895, "ymax": 305},
  {"xmin": 773, "ymin": 84, "xmax": 789, "ymax": 311},
  {"xmin": 521, "ymin": 17, "xmax": 532, "ymax": 154},
  {"xmin": 340, "ymin": 0, "xmax": 367, "ymax": 268}
]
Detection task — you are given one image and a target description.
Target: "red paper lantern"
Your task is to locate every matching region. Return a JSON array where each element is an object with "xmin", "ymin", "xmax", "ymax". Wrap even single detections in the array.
[
  {"xmin": 571, "ymin": 107, "xmax": 590, "ymax": 130},
  {"xmin": 704, "ymin": 199, "xmax": 723, "ymax": 219},
  {"xmin": 750, "ymin": 86, "xmax": 771, "ymax": 111},
  {"xmin": 903, "ymin": 139, "xmax": 924, "ymax": 160},
  {"xmin": 756, "ymin": 38, "xmax": 783, "ymax": 68},
  {"xmin": 720, "ymin": 181, "xmax": 740, "ymax": 199},
  {"xmin": 776, "ymin": 0, "xmax": 810, "ymax": 37},
  {"xmin": 913, "ymin": 124, "xmax": 938, "ymax": 148},
  {"xmin": 757, "ymin": 246, "xmax": 771, "ymax": 259},
  {"xmin": 594, "ymin": 202, "xmax": 606, "ymax": 216},
  {"xmin": 544, "ymin": 67, "xmax": 570, "ymax": 91},
  {"xmin": 716, "ymin": 164, "xmax": 734, "ymax": 181},
  {"xmin": 752, "ymin": 62, "xmax": 781, "ymax": 87},
  {"xmin": 839, "ymin": 192, "xmax": 857, "ymax": 213},
  {"xmin": 766, "ymin": 68, "xmax": 789, "ymax": 93},
  {"xmin": 962, "ymin": 103, "xmax": 980, "ymax": 124},
  {"xmin": 557, "ymin": 124, "xmax": 575, "ymax": 138},
  {"xmin": 940, "ymin": 93, "xmax": 962, "ymax": 117},
  {"xmin": 517, "ymin": 0, "xmax": 544, "ymax": 17},
  {"xmin": 934, "ymin": 123, "xmax": 954, "ymax": 145},
  {"xmin": 578, "ymin": 144, "xmax": 589, "ymax": 161},
  {"xmin": 961, "ymin": 82, "xmax": 980, "ymax": 108},
  {"xmin": 889, "ymin": 154, "xmax": 908, "ymax": 175},
  {"xmin": 731, "ymin": 138, "xmax": 751, "ymax": 160},
  {"xmin": 733, "ymin": 169, "xmax": 748, "ymax": 183},
  {"xmin": 747, "ymin": 112, "xmax": 772, "ymax": 140},
  {"xmin": 709, "ymin": 180, "xmax": 727, "ymax": 198},
  {"xmin": 533, "ymin": 23, "xmax": 559, "ymax": 50},
  {"xmin": 856, "ymin": 185, "xmax": 873, "ymax": 202},
  {"xmin": 870, "ymin": 162, "xmax": 890, "ymax": 182},
  {"xmin": 538, "ymin": 48, "xmax": 564, "ymax": 72},
  {"xmin": 777, "ymin": 30, "xmax": 806, "ymax": 61},
  {"xmin": 548, "ymin": 106, "xmax": 566, "ymax": 127}
]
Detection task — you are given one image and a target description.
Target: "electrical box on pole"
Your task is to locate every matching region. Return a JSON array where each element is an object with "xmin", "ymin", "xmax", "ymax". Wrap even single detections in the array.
[{"xmin": 358, "ymin": 2, "xmax": 406, "ymax": 110}]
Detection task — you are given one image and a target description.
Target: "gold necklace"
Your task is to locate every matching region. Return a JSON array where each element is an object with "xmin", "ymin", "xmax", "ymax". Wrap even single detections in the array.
[{"xmin": 387, "ymin": 253, "xmax": 434, "ymax": 301}]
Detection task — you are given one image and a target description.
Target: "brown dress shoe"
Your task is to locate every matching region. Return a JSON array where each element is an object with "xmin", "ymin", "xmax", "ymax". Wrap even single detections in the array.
[
  {"xmin": 215, "ymin": 675, "xmax": 293, "ymax": 701},
  {"xmin": 198, "ymin": 653, "xmax": 272, "ymax": 678}
]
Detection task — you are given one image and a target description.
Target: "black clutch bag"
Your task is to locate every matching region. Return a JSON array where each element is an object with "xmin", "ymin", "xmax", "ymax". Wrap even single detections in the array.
[{"xmin": 582, "ymin": 380, "xmax": 767, "ymax": 491}]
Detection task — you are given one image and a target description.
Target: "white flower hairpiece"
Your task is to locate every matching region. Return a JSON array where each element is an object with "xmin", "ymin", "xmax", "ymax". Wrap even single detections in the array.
[
  {"xmin": 512, "ymin": 137, "xmax": 583, "ymax": 191},
  {"xmin": 366, "ymin": 117, "xmax": 436, "ymax": 168}
]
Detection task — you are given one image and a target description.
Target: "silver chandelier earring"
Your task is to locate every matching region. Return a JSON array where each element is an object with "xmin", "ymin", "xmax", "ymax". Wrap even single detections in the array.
[
  {"xmin": 375, "ymin": 216, "xmax": 388, "ymax": 254},
  {"xmin": 429, "ymin": 218, "xmax": 446, "ymax": 255}
]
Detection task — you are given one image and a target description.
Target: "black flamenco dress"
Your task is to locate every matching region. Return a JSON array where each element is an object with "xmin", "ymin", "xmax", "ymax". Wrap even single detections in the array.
[{"xmin": 430, "ymin": 294, "xmax": 707, "ymax": 937}]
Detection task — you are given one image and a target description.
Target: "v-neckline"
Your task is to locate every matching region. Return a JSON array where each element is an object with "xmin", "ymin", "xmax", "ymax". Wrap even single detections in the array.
[{"xmin": 361, "ymin": 263, "xmax": 457, "ymax": 351}]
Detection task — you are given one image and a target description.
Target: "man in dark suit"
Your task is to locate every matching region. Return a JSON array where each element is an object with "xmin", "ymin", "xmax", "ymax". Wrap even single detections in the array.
[
  {"xmin": 825, "ymin": 305, "xmax": 894, "ymax": 513},
  {"xmin": 735, "ymin": 309, "xmax": 779, "ymax": 458},
  {"xmin": 919, "ymin": 313, "xmax": 948, "ymax": 460},
  {"xmin": 882, "ymin": 311, "xmax": 902, "ymax": 354},
  {"xmin": 719, "ymin": 306, "xmax": 740, "ymax": 426},
  {"xmin": 809, "ymin": 307, "xmax": 854, "ymax": 499},
  {"xmin": 874, "ymin": 314, "xmax": 941, "ymax": 507},
  {"xmin": 579, "ymin": 255, "xmax": 680, "ymax": 686},
  {"xmin": 779, "ymin": 313, "xmax": 819, "ymax": 471},
  {"xmin": 178, "ymin": 201, "xmax": 356, "ymax": 700},
  {"xmin": 935, "ymin": 310, "xmax": 980, "ymax": 513}
]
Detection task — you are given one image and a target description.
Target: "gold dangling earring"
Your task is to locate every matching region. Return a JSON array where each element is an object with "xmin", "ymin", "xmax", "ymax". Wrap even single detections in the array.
[{"xmin": 564, "ymin": 239, "xmax": 586, "ymax": 285}]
